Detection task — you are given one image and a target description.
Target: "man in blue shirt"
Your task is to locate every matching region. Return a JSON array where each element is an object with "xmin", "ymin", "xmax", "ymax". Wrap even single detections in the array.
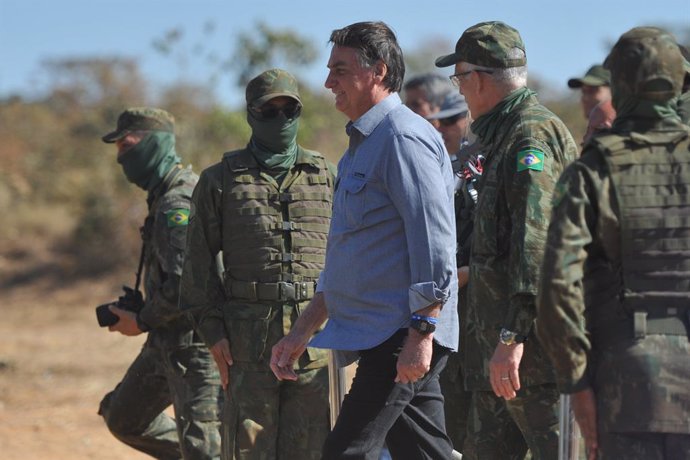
[{"xmin": 271, "ymin": 21, "xmax": 458, "ymax": 459}]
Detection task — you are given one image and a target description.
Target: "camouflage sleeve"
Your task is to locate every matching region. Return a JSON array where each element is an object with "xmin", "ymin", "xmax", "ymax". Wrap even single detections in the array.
[
  {"xmin": 536, "ymin": 158, "xmax": 598, "ymax": 393},
  {"xmin": 137, "ymin": 194, "xmax": 192, "ymax": 329},
  {"xmin": 179, "ymin": 165, "xmax": 227, "ymax": 347},
  {"xmin": 502, "ymin": 139, "xmax": 563, "ymax": 336},
  {"xmin": 678, "ymin": 91, "xmax": 690, "ymax": 125}
]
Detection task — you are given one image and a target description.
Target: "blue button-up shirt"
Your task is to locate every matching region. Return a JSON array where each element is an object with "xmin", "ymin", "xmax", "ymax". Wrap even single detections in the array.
[{"xmin": 310, "ymin": 93, "xmax": 458, "ymax": 365}]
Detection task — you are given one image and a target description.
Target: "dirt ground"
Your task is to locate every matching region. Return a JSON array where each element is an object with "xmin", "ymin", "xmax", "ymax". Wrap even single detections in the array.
[
  {"xmin": 0, "ymin": 239, "xmax": 358, "ymax": 460},
  {"xmin": 0, "ymin": 243, "xmax": 153, "ymax": 459}
]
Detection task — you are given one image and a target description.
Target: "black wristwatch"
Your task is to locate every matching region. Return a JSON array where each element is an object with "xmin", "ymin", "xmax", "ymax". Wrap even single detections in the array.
[{"xmin": 410, "ymin": 315, "xmax": 437, "ymax": 335}]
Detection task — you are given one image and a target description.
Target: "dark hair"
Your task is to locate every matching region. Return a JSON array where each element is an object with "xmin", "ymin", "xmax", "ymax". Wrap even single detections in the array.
[{"xmin": 329, "ymin": 21, "xmax": 405, "ymax": 93}]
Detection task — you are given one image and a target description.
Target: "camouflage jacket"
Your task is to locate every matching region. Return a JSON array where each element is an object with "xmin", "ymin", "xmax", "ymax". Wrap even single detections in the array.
[
  {"xmin": 465, "ymin": 90, "xmax": 578, "ymax": 390},
  {"xmin": 139, "ymin": 165, "xmax": 198, "ymax": 331},
  {"xmin": 537, "ymin": 118, "xmax": 690, "ymax": 433},
  {"xmin": 678, "ymin": 91, "xmax": 690, "ymax": 125},
  {"xmin": 179, "ymin": 146, "xmax": 335, "ymax": 369}
]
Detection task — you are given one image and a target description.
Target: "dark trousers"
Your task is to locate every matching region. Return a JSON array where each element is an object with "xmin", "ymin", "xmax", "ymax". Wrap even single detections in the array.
[
  {"xmin": 598, "ymin": 432, "xmax": 690, "ymax": 460},
  {"xmin": 322, "ymin": 329, "xmax": 452, "ymax": 460}
]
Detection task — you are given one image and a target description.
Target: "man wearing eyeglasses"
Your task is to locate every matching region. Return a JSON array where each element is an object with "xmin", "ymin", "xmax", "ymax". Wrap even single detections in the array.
[
  {"xmin": 179, "ymin": 68, "xmax": 335, "ymax": 459},
  {"xmin": 436, "ymin": 21, "xmax": 578, "ymax": 459}
]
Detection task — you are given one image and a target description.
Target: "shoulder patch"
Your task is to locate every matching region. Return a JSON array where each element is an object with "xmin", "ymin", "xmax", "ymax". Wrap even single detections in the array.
[
  {"xmin": 516, "ymin": 149, "xmax": 545, "ymax": 172},
  {"xmin": 166, "ymin": 209, "xmax": 190, "ymax": 227}
]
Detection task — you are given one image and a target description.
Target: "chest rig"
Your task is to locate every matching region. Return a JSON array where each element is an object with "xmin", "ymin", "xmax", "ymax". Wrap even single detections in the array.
[{"xmin": 220, "ymin": 148, "xmax": 332, "ymax": 304}]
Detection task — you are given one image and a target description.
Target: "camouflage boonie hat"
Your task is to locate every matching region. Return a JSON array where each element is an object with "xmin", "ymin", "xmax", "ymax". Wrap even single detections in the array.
[
  {"xmin": 604, "ymin": 27, "xmax": 684, "ymax": 101},
  {"xmin": 567, "ymin": 64, "xmax": 611, "ymax": 88},
  {"xmin": 102, "ymin": 107, "xmax": 175, "ymax": 143},
  {"xmin": 246, "ymin": 69, "xmax": 301, "ymax": 107},
  {"xmin": 435, "ymin": 21, "xmax": 526, "ymax": 68}
]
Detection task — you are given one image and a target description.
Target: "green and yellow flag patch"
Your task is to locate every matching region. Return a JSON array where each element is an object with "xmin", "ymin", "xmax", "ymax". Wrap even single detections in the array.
[
  {"xmin": 166, "ymin": 209, "xmax": 190, "ymax": 227},
  {"xmin": 517, "ymin": 149, "xmax": 544, "ymax": 172}
]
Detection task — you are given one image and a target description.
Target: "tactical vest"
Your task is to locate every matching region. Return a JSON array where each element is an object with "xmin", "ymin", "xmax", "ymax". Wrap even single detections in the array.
[
  {"xmin": 594, "ymin": 130, "xmax": 690, "ymax": 339},
  {"xmin": 220, "ymin": 148, "xmax": 333, "ymax": 304}
]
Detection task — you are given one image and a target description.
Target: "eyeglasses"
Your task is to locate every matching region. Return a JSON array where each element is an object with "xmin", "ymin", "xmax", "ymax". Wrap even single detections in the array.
[
  {"xmin": 250, "ymin": 102, "xmax": 302, "ymax": 120},
  {"xmin": 449, "ymin": 69, "xmax": 494, "ymax": 87}
]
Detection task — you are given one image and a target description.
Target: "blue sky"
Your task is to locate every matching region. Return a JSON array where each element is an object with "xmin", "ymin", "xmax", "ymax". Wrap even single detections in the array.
[{"xmin": 1, "ymin": 0, "xmax": 688, "ymax": 108}]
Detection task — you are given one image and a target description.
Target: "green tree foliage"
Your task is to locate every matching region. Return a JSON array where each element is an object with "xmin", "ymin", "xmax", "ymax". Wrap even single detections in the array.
[
  {"xmin": 232, "ymin": 22, "xmax": 319, "ymax": 87},
  {"xmin": 2, "ymin": 22, "xmax": 592, "ymax": 283}
]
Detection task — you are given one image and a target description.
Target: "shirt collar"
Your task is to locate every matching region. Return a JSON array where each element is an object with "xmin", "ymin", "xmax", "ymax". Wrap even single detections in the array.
[{"xmin": 346, "ymin": 92, "xmax": 401, "ymax": 138}]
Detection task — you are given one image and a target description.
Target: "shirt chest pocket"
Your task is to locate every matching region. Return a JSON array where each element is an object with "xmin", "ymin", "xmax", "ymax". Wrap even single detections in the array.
[{"xmin": 336, "ymin": 175, "xmax": 368, "ymax": 229}]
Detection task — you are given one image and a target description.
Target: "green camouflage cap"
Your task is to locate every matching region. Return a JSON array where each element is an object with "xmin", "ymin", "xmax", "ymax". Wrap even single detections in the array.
[
  {"xmin": 435, "ymin": 21, "xmax": 526, "ymax": 68},
  {"xmin": 102, "ymin": 107, "xmax": 175, "ymax": 143},
  {"xmin": 246, "ymin": 68, "xmax": 301, "ymax": 107},
  {"xmin": 604, "ymin": 27, "xmax": 684, "ymax": 101},
  {"xmin": 567, "ymin": 64, "xmax": 611, "ymax": 88}
]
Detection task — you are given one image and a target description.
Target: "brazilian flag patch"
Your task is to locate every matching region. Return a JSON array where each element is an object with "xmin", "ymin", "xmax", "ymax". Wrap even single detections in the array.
[
  {"xmin": 517, "ymin": 149, "xmax": 545, "ymax": 172},
  {"xmin": 166, "ymin": 209, "xmax": 190, "ymax": 227}
]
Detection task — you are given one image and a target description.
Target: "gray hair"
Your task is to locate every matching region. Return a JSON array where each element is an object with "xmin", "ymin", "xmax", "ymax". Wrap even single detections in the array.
[
  {"xmin": 467, "ymin": 48, "xmax": 527, "ymax": 91},
  {"xmin": 403, "ymin": 73, "xmax": 454, "ymax": 110}
]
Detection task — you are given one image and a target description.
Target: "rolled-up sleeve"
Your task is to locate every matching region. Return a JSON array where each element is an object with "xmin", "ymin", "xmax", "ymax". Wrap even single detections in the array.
[{"xmin": 384, "ymin": 133, "xmax": 455, "ymax": 313}]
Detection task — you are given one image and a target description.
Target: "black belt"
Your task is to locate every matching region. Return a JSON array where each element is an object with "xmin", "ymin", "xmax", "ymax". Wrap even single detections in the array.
[{"xmin": 227, "ymin": 280, "xmax": 316, "ymax": 302}]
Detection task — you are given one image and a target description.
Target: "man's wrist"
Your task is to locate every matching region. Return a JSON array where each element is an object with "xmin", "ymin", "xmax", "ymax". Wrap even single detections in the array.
[{"xmin": 136, "ymin": 314, "xmax": 152, "ymax": 333}]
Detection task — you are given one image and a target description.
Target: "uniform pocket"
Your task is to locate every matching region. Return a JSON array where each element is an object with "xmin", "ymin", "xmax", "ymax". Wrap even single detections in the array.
[
  {"xmin": 223, "ymin": 304, "xmax": 274, "ymax": 363},
  {"xmin": 339, "ymin": 176, "xmax": 367, "ymax": 229}
]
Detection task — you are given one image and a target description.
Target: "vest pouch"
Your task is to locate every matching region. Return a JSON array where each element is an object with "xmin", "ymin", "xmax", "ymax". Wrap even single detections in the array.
[{"xmin": 223, "ymin": 303, "xmax": 275, "ymax": 363}]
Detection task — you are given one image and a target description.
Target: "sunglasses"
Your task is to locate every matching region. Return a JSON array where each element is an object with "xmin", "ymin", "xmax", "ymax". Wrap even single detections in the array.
[
  {"xmin": 439, "ymin": 113, "xmax": 466, "ymax": 126},
  {"xmin": 251, "ymin": 102, "xmax": 302, "ymax": 120}
]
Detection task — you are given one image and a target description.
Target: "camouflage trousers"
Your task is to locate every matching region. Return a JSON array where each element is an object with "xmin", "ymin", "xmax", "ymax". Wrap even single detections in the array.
[
  {"xmin": 99, "ymin": 328, "xmax": 223, "ymax": 460},
  {"xmin": 464, "ymin": 383, "xmax": 559, "ymax": 460},
  {"xmin": 597, "ymin": 431, "xmax": 690, "ymax": 460},
  {"xmin": 221, "ymin": 364, "xmax": 330, "ymax": 460},
  {"xmin": 439, "ymin": 351, "xmax": 473, "ymax": 454}
]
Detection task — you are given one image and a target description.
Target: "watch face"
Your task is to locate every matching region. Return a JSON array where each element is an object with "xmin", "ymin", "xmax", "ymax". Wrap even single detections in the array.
[
  {"xmin": 411, "ymin": 318, "xmax": 436, "ymax": 334},
  {"xmin": 500, "ymin": 329, "xmax": 517, "ymax": 345}
]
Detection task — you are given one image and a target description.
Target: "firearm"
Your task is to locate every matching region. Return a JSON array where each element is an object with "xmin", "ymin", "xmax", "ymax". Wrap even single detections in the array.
[
  {"xmin": 95, "ymin": 241, "xmax": 146, "ymax": 327},
  {"xmin": 95, "ymin": 285, "xmax": 145, "ymax": 327}
]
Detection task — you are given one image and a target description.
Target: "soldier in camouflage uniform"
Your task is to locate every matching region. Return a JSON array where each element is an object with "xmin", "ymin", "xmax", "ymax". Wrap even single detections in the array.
[
  {"xmin": 537, "ymin": 27, "xmax": 690, "ymax": 460},
  {"xmin": 436, "ymin": 21, "xmax": 579, "ymax": 459},
  {"xmin": 426, "ymin": 91, "xmax": 477, "ymax": 455},
  {"xmin": 179, "ymin": 69, "xmax": 333, "ymax": 460},
  {"xmin": 99, "ymin": 108, "xmax": 222, "ymax": 459}
]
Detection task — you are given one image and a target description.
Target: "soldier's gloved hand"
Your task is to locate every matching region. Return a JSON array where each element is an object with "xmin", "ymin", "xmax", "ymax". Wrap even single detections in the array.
[
  {"xmin": 210, "ymin": 338, "xmax": 233, "ymax": 390},
  {"xmin": 108, "ymin": 306, "xmax": 143, "ymax": 336}
]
